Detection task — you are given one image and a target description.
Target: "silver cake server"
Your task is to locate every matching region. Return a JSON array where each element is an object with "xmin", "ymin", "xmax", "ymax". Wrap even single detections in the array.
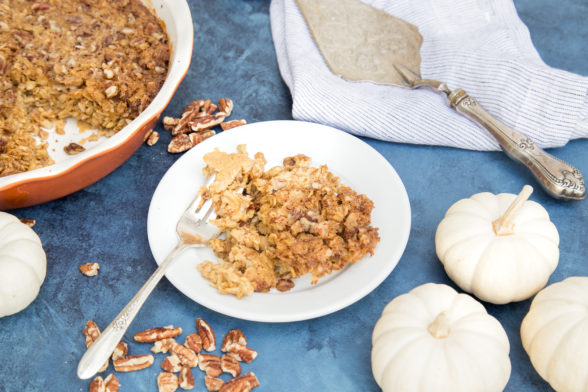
[{"xmin": 394, "ymin": 64, "xmax": 585, "ymax": 200}]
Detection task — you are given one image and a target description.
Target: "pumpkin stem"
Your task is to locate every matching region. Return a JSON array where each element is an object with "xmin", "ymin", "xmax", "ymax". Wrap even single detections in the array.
[
  {"xmin": 492, "ymin": 185, "xmax": 533, "ymax": 236},
  {"xmin": 428, "ymin": 311, "xmax": 451, "ymax": 339}
]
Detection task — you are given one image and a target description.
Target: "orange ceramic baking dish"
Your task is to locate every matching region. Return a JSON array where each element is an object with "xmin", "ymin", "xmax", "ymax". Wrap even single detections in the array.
[{"xmin": 0, "ymin": 0, "xmax": 193, "ymax": 210}]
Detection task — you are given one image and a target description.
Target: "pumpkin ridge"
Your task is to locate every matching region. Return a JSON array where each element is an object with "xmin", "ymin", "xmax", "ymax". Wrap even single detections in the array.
[
  {"xmin": 377, "ymin": 334, "xmax": 429, "ymax": 388},
  {"xmin": 446, "ymin": 334, "xmax": 488, "ymax": 390},
  {"xmin": 543, "ymin": 316, "xmax": 587, "ymax": 384}
]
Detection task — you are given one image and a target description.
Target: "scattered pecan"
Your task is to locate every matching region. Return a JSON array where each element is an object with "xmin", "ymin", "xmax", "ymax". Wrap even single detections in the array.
[
  {"xmin": 151, "ymin": 338, "xmax": 173, "ymax": 354},
  {"xmin": 184, "ymin": 333, "xmax": 203, "ymax": 353},
  {"xmin": 189, "ymin": 130, "xmax": 215, "ymax": 146},
  {"xmin": 217, "ymin": 98, "xmax": 233, "ymax": 117},
  {"xmin": 157, "ymin": 372, "xmax": 179, "ymax": 392},
  {"xmin": 168, "ymin": 338, "xmax": 198, "ymax": 367},
  {"xmin": 196, "ymin": 318, "xmax": 216, "ymax": 352},
  {"xmin": 83, "ymin": 321, "xmax": 109, "ymax": 372},
  {"xmin": 198, "ymin": 353, "xmax": 222, "ymax": 377},
  {"xmin": 221, "ymin": 355, "xmax": 241, "ymax": 378},
  {"xmin": 89, "ymin": 376, "xmax": 105, "ymax": 392},
  {"xmin": 167, "ymin": 134, "xmax": 192, "ymax": 154},
  {"xmin": 179, "ymin": 366, "xmax": 195, "ymax": 390},
  {"xmin": 111, "ymin": 342, "xmax": 128, "ymax": 361},
  {"xmin": 80, "ymin": 262, "xmax": 100, "ymax": 277},
  {"xmin": 221, "ymin": 329, "xmax": 247, "ymax": 351},
  {"xmin": 162, "ymin": 116, "xmax": 179, "ymax": 130},
  {"xmin": 226, "ymin": 344, "xmax": 257, "ymax": 364},
  {"xmin": 19, "ymin": 218, "xmax": 36, "ymax": 227},
  {"xmin": 276, "ymin": 278, "xmax": 295, "ymax": 292},
  {"xmin": 161, "ymin": 353, "xmax": 182, "ymax": 373},
  {"xmin": 172, "ymin": 100, "xmax": 202, "ymax": 135},
  {"xmin": 64, "ymin": 142, "xmax": 85, "ymax": 155},
  {"xmin": 205, "ymin": 376, "xmax": 224, "ymax": 392},
  {"xmin": 83, "ymin": 321, "xmax": 101, "ymax": 348},
  {"xmin": 220, "ymin": 119, "xmax": 247, "ymax": 131},
  {"xmin": 189, "ymin": 113, "xmax": 225, "ymax": 132},
  {"xmin": 219, "ymin": 372, "xmax": 260, "ymax": 392},
  {"xmin": 113, "ymin": 354, "xmax": 154, "ymax": 372},
  {"xmin": 134, "ymin": 326, "xmax": 182, "ymax": 343},
  {"xmin": 200, "ymin": 99, "xmax": 212, "ymax": 114},
  {"xmin": 104, "ymin": 374, "xmax": 120, "ymax": 392}
]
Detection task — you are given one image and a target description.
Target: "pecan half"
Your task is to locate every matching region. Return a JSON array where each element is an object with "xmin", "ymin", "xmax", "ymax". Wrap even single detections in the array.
[
  {"xmin": 179, "ymin": 366, "xmax": 195, "ymax": 390},
  {"xmin": 205, "ymin": 376, "xmax": 224, "ymax": 392},
  {"xmin": 226, "ymin": 344, "xmax": 257, "ymax": 363},
  {"xmin": 189, "ymin": 114, "xmax": 225, "ymax": 132},
  {"xmin": 157, "ymin": 372, "xmax": 179, "ymax": 392},
  {"xmin": 83, "ymin": 321, "xmax": 109, "ymax": 373},
  {"xmin": 221, "ymin": 329, "xmax": 247, "ymax": 351},
  {"xmin": 83, "ymin": 321, "xmax": 101, "ymax": 348},
  {"xmin": 167, "ymin": 134, "xmax": 192, "ymax": 154},
  {"xmin": 80, "ymin": 262, "xmax": 100, "ymax": 277},
  {"xmin": 89, "ymin": 376, "xmax": 105, "ymax": 392},
  {"xmin": 19, "ymin": 218, "xmax": 36, "ymax": 227},
  {"xmin": 161, "ymin": 353, "xmax": 182, "ymax": 373},
  {"xmin": 196, "ymin": 318, "xmax": 216, "ymax": 352},
  {"xmin": 219, "ymin": 372, "xmax": 260, "ymax": 392},
  {"xmin": 134, "ymin": 326, "xmax": 182, "ymax": 343},
  {"xmin": 198, "ymin": 353, "xmax": 222, "ymax": 377},
  {"xmin": 168, "ymin": 339, "xmax": 198, "ymax": 367},
  {"xmin": 104, "ymin": 374, "xmax": 120, "ymax": 392},
  {"xmin": 276, "ymin": 278, "xmax": 295, "ymax": 292},
  {"xmin": 162, "ymin": 116, "xmax": 179, "ymax": 130},
  {"xmin": 189, "ymin": 130, "xmax": 215, "ymax": 146},
  {"xmin": 151, "ymin": 338, "xmax": 173, "ymax": 354},
  {"xmin": 64, "ymin": 142, "xmax": 85, "ymax": 155},
  {"xmin": 220, "ymin": 119, "xmax": 246, "ymax": 131},
  {"xmin": 111, "ymin": 341, "xmax": 128, "ymax": 361},
  {"xmin": 184, "ymin": 333, "xmax": 202, "ymax": 353},
  {"xmin": 221, "ymin": 355, "xmax": 241, "ymax": 378},
  {"xmin": 146, "ymin": 130, "xmax": 160, "ymax": 146},
  {"xmin": 217, "ymin": 98, "xmax": 233, "ymax": 117},
  {"xmin": 113, "ymin": 354, "xmax": 154, "ymax": 372}
]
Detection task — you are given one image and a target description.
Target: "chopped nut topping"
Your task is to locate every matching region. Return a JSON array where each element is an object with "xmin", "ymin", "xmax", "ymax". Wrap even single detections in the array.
[{"xmin": 64, "ymin": 142, "xmax": 86, "ymax": 155}]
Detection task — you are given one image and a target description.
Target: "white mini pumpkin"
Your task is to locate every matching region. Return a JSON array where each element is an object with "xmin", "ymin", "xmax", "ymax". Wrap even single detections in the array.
[
  {"xmin": 521, "ymin": 276, "xmax": 588, "ymax": 392},
  {"xmin": 435, "ymin": 185, "xmax": 559, "ymax": 304},
  {"xmin": 0, "ymin": 211, "xmax": 47, "ymax": 317},
  {"xmin": 371, "ymin": 283, "xmax": 511, "ymax": 392}
]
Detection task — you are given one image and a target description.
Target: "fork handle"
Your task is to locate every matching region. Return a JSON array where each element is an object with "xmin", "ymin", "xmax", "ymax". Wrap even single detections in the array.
[
  {"xmin": 447, "ymin": 89, "xmax": 585, "ymax": 200},
  {"xmin": 77, "ymin": 243, "xmax": 186, "ymax": 379}
]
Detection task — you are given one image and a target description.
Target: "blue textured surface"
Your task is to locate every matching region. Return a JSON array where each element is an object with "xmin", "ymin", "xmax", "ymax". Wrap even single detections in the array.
[{"xmin": 1, "ymin": 0, "xmax": 587, "ymax": 391}]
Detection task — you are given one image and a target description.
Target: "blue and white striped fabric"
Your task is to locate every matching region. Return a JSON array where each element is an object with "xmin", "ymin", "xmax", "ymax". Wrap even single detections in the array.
[{"xmin": 269, "ymin": 0, "xmax": 588, "ymax": 151}]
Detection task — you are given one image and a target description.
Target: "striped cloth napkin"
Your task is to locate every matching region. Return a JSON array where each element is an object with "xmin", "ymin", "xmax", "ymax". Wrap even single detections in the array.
[{"xmin": 269, "ymin": 0, "xmax": 588, "ymax": 151}]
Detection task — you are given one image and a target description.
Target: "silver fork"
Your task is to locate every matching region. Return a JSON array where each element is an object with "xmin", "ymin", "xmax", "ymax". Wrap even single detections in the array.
[
  {"xmin": 393, "ymin": 64, "xmax": 585, "ymax": 200},
  {"xmin": 77, "ymin": 175, "xmax": 220, "ymax": 379}
]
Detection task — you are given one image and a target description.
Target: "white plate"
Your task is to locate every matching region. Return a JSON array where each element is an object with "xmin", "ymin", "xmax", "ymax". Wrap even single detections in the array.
[{"xmin": 147, "ymin": 120, "xmax": 411, "ymax": 322}]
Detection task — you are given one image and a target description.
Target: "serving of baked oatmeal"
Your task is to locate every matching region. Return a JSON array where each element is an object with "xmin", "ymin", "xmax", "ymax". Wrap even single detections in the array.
[
  {"xmin": 197, "ymin": 146, "xmax": 380, "ymax": 298},
  {"xmin": 0, "ymin": 0, "xmax": 170, "ymax": 176}
]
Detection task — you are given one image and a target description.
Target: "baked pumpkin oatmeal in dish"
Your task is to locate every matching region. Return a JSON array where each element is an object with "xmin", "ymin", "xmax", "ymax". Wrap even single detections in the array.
[
  {"xmin": 0, "ymin": 0, "xmax": 170, "ymax": 176},
  {"xmin": 197, "ymin": 145, "xmax": 380, "ymax": 298}
]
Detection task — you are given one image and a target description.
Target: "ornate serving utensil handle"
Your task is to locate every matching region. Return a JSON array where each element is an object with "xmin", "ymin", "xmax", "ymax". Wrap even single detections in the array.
[
  {"xmin": 448, "ymin": 89, "xmax": 585, "ymax": 200},
  {"xmin": 392, "ymin": 64, "xmax": 585, "ymax": 200}
]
